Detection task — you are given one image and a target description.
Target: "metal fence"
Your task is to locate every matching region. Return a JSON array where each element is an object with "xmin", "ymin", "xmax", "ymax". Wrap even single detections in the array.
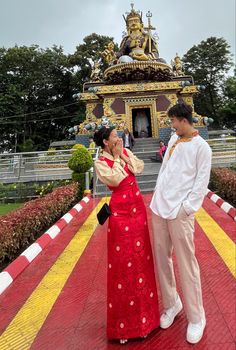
[
  {"xmin": 0, "ymin": 148, "xmax": 99, "ymax": 184},
  {"xmin": 0, "ymin": 138, "xmax": 235, "ymax": 186}
]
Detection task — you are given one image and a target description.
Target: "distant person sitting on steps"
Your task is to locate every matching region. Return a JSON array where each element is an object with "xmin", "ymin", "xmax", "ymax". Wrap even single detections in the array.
[{"xmin": 150, "ymin": 140, "xmax": 167, "ymax": 162}]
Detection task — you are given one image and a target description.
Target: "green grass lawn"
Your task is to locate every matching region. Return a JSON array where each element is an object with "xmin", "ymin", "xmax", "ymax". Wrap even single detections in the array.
[{"xmin": 0, "ymin": 203, "xmax": 23, "ymax": 216}]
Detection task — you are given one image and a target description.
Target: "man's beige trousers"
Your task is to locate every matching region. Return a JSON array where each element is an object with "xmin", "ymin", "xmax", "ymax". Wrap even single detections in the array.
[{"xmin": 151, "ymin": 206, "xmax": 205, "ymax": 323}]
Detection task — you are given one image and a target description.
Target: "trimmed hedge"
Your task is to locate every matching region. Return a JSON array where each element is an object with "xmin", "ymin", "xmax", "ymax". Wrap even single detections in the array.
[
  {"xmin": 0, "ymin": 183, "xmax": 80, "ymax": 266},
  {"xmin": 209, "ymin": 168, "xmax": 236, "ymax": 207}
]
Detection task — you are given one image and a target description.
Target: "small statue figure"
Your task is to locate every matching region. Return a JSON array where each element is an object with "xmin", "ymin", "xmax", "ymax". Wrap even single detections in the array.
[
  {"xmin": 130, "ymin": 39, "xmax": 149, "ymax": 61},
  {"xmin": 101, "ymin": 41, "xmax": 116, "ymax": 65},
  {"xmin": 172, "ymin": 53, "xmax": 184, "ymax": 76},
  {"xmin": 90, "ymin": 61, "xmax": 102, "ymax": 82}
]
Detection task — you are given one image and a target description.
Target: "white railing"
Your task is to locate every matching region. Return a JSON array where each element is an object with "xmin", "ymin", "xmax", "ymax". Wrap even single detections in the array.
[{"xmin": 0, "ymin": 148, "xmax": 99, "ymax": 184}]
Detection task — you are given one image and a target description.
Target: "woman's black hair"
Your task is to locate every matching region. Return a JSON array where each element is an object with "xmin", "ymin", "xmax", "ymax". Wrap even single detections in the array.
[
  {"xmin": 93, "ymin": 126, "xmax": 115, "ymax": 149},
  {"xmin": 168, "ymin": 102, "xmax": 193, "ymax": 124}
]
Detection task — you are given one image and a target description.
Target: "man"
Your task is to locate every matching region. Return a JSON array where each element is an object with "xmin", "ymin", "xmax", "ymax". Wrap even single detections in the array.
[
  {"xmin": 150, "ymin": 102, "xmax": 212, "ymax": 344},
  {"xmin": 121, "ymin": 128, "xmax": 135, "ymax": 150}
]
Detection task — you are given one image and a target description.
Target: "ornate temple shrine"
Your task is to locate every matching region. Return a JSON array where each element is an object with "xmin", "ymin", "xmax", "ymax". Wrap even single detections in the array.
[{"xmin": 76, "ymin": 4, "xmax": 208, "ymax": 143}]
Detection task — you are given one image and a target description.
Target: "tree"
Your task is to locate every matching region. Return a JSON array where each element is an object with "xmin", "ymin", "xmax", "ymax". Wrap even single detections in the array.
[
  {"xmin": 182, "ymin": 37, "xmax": 233, "ymax": 125},
  {"xmin": 0, "ymin": 35, "xmax": 118, "ymax": 152},
  {"xmin": 218, "ymin": 74, "xmax": 236, "ymax": 128},
  {"xmin": 69, "ymin": 33, "xmax": 118, "ymax": 91},
  {"xmin": 0, "ymin": 45, "xmax": 78, "ymax": 151}
]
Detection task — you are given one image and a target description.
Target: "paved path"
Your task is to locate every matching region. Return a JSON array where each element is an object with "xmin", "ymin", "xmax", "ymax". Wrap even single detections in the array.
[{"xmin": 0, "ymin": 194, "xmax": 235, "ymax": 350}]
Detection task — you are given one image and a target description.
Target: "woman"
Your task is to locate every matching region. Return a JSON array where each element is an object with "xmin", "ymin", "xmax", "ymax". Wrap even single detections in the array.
[{"xmin": 94, "ymin": 127, "xmax": 160, "ymax": 344}]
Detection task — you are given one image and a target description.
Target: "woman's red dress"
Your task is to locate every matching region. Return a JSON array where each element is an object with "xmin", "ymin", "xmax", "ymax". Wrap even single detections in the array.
[{"xmin": 99, "ymin": 150, "xmax": 160, "ymax": 340}]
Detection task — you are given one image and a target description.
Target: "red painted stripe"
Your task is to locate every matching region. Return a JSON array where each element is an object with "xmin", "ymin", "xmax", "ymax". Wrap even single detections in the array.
[
  {"xmin": 207, "ymin": 191, "xmax": 214, "ymax": 198},
  {"xmin": 216, "ymin": 198, "xmax": 224, "ymax": 207},
  {"xmin": 55, "ymin": 219, "xmax": 66, "ymax": 230},
  {"xmin": 31, "ymin": 194, "xmax": 235, "ymax": 349},
  {"xmin": 228, "ymin": 207, "xmax": 236, "ymax": 220},
  {"xmin": 30, "ymin": 212, "xmax": 105, "ymax": 349},
  {"xmin": 4, "ymin": 256, "xmax": 29, "ymax": 279},
  {"xmin": 36, "ymin": 234, "xmax": 52, "ymax": 249},
  {"xmin": 0, "ymin": 198, "xmax": 100, "ymax": 335},
  {"xmin": 69, "ymin": 208, "xmax": 79, "ymax": 217}
]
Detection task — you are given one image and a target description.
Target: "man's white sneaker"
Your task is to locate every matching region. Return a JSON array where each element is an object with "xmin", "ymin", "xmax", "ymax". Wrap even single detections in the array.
[
  {"xmin": 186, "ymin": 316, "xmax": 206, "ymax": 344},
  {"xmin": 160, "ymin": 295, "xmax": 183, "ymax": 329}
]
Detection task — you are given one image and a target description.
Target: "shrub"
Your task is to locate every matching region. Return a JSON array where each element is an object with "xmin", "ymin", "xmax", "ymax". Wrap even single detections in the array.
[
  {"xmin": 71, "ymin": 144, "xmax": 86, "ymax": 152},
  {"xmin": 0, "ymin": 183, "xmax": 80, "ymax": 266},
  {"xmin": 209, "ymin": 168, "xmax": 236, "ymax": 207},
  {"xmin": 68, "ymin": 148, "xmax": 93, "ymax": 173},
  {"xmin": 68, "ymin": 148, "xmax": 93, "ymax": 197}
]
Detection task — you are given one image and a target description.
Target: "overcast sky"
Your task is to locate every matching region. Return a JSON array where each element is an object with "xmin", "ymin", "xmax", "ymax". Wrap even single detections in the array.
[{"xmin": 0, "ymin": 0, "xmax": 235, "ymax": 69}]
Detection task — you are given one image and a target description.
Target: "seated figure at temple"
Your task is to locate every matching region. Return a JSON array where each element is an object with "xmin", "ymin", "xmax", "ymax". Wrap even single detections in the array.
[
  {"xmin": 130, "ymin": 39, "xmax": 149, "ymax": 61},
  {"xmin": 116, "ymin": 5, "xmax": 159, "ymax": 61}
]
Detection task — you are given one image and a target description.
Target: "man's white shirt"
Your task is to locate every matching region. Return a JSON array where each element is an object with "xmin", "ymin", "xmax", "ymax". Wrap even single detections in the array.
[{"xmin": 150, "ymin": 133, "xmax": 212, "ymax": 219}]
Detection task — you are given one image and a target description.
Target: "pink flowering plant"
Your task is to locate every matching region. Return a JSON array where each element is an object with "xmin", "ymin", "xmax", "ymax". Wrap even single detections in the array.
[
  {"xmin": 210, "ymin": 168, "xmax": 236, "ymax": 207},
  {"xmin": 0, "ymin": 183, "xmax": 79, "ymax": 267}
]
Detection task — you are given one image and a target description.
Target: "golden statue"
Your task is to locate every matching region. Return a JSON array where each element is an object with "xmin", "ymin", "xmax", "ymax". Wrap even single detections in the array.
[
  {"xmin": 90, "ymin": 61, "xmax": 102, "ymax": 82},
  {"xmin": 117, "ymin": 4, "xmax": 159, "ymax": 61},
  {"xmin": 101, "ymin": 41, "xmax": 116, "ymax": 65},
  {"xmin": 172, "ymin": 53, "xmax": 184, "ymax": 76}
]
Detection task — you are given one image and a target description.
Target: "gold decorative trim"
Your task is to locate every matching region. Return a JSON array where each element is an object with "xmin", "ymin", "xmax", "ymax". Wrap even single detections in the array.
[
  {"xmin": 80, "ymin": 93, "xmax": 99, "ymax": 101},
  {"xmin": 103, "ymin": 98, "xmax": 115, "ymax": 117},
  {"xmin": 124, "ymin": 97, "xmax": 158, "ymax": 138},
  {"xmin": 86, "ymin": 81, "xmax": 183, "ymax": 95},
  {"xmin": 180, "ymin": 86, "xmax": 198, "ymax": 94},
  {"xmin": 104, "ymin": 61, "xmax": 172, "ymax": 79},
  {"xmin": 85, "ymin": 103, "xmax": 97, "ymax": 122}
]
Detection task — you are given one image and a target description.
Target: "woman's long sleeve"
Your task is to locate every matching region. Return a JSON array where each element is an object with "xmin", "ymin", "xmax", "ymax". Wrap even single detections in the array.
[
  {"xmin": 125, "ymin": 149, "xmax": 144, "ymax": 175},
  {"xmin": 95, "ymin": 160, "xmax": 128, "ymax": 187}
]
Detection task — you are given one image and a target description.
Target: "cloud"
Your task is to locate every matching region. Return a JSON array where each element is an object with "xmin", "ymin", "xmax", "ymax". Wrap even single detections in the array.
[{"xmin": 0, "ymin": 0, "xmax": 235, "ymax": 67}]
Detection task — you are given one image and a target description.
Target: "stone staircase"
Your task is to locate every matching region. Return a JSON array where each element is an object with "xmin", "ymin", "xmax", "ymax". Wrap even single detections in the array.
[{"xmin": 94, "ymin": 138, "xmax": 161, "ymax": 196}]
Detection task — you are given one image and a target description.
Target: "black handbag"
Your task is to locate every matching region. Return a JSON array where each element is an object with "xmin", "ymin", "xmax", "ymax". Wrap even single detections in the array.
[{"xmin": 97, "ymin": 203, "xmax": 112, "ymax": 225}]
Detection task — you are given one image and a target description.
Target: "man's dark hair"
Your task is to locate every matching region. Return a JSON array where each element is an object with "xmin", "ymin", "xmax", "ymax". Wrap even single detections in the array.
[{"xmin": 168, "ymin": 102, "xmax": 193, "ymax": 124}]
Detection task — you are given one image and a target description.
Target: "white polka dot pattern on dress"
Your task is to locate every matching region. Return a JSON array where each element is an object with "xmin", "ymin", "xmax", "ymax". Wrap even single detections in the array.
[
  {"xmin": 114, "ymin": 212, "xmax": 118, "ymax": 216},
  {"xmin": 118, "ymin": 283, "xmax": 122, "ymax": 289},
  {"xmin": 123, "ymin": 194, "xmax": 126, "ymax": 199},
  {"xmin": 136, "ymin": 191, "xmax": 140, "ymax": 196},
  {"xmin": 139, "ymin": 278, "xmax": 143, "ymax": 283},
  {"xmin": 150, "ymin": 292, "xmax": 154, "ymax": 298},
  {"xmin": 108, "ymin": 264, "xmax": 112, "ymax": 269},
  {"xmin": 130, "ymin": 300, "xmax": 134, "ymax": 306},
  {"xmin": 133, "ymin": 208, "xmax": 136, "ymax": 213},
  {"xmin": 109, "ymin": 303, "xmax": 112, "ymax": 308},
  {"xmin": 136, "ymin": 241, "xmax": 141, "ymax": 247},
  {"xmin": 125, "ymin": 226, "xmax": 129, "ymax": 231},
  {"xmin": 142, "ymin": 317, "xmax": 146, "ymax": 324},
  {"xmin": 120, "ymin": 323, "xmax": 124, "ymax": 328},
  {"xmin": 147, "ymin": 255, "xmax": 150, "ymax": 260},
  {"xmin": 127, "ymin": 262, "xmax": 132, "ymax": 267},
  {"xmin": 116, "ymin": 246, "xmax": 120, "ymax": 252}
]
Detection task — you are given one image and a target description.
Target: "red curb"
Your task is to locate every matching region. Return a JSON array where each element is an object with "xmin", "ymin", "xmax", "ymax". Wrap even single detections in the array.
[
  {"xmin": 4, "ymin": 256, "xmax": 29, "ymax": 280},
  {"xmin": 207, "ymin": 190, "xmax": 236, "ymax": 221},
  {"xmin": 216, "ymin": 198, "xmax": 224, "ymax": 206},
  {"xmin": 228, "ymin": 207, "xmax": 236, "ymax": 219},
  {"xmin": 69, "ymin": 208, "xmax": 79, "ymax": 217},
  {"xmin": 37, "ymin": 234, "xmax": 52, "ymax": 249},
  {"xmin": 0, "ymin": 195, "xmax": 91, "ymax": 295}
]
